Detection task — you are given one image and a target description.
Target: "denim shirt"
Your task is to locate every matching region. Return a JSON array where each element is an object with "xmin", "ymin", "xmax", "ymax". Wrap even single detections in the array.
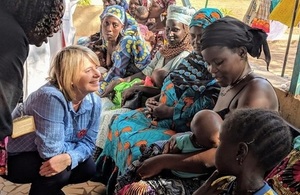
[{"xmin": 8, "ymin": 83, "xmax": 101, "ymax": 169}]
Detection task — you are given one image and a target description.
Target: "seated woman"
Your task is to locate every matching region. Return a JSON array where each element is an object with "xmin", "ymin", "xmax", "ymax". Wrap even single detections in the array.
[
  {"xmin": 118, "ymin": 15, "xmax": 279, "ymax": 194},
  {"xmin": 115, "ymin": 109, "xmax": 222, "ymax": 194},
  {"xmin": 98, "ymin": 5, "xmax": 151, "ymax": 90},
  {"xmin": 95, "ymin": 5, "xmax": 195, "ymax": 150},
  {"xmin": 92, "ymin": 8, "xmax": 222, "ymax": 194},
  {"xmin": 4, "ymin": 45, "xmax": 102, "ymax": 195},
  {"xmin": 193, "ymin": 108, "xmax": 292, "ymax": 195},
  {"xmin": 80, "ymin": 0, "xmax": 129, "ymax": 44},
  {"xmin": 101, "ymin": 4, "xmax": 195, "ymax": 97}
]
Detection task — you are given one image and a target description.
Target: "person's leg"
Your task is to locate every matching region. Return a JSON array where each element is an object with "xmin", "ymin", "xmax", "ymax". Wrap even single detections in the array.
[
  {"xmin": 69, "ymin": 157, "xmax": 96, "ymax": 184},
  {"xmin": 4, "ymin": 151, "xmax": 42, "ymax": 183},
  {"xmin": 30, "ymin": 157, "xmax": 95, "ymax": 195},
  {"xmin": 6, "ymin": 151, "xmax": 70, "ymax": 195},
  {"xmin": 29, "ymin": 167, "xmax": 71, "ymax": 195}
]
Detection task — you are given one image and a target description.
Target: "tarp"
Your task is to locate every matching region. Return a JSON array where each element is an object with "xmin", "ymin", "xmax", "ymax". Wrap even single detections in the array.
[{"xmin": 269, "ymin": 0, "xmax": 300, "ymax": 27}]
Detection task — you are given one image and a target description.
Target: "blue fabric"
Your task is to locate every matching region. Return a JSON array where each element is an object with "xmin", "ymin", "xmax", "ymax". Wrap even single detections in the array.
[
  {"xmin": 99, "ymin": 6, "xmax": 151, "ymax": 92},
  {"xmin": 189, "ymin": 8, "xmax": 223, "ymax": 28},
  {"xmin": 224, "ymin": 180, "xmax": 277, "ymax": 195},
  {"xmin": 254, "ymin": 182, "xmax": 278, "ymax": 195},
  {"xmin": 8, "ymin": 83, "xmax": 101, "ymax": 170},
  {"xmin": 99, "ymin": 53, "xmax": 220, "ymax": 174},
  {"xmin": 172, "ymin": 134, "xmax": 206, "ymax": 178}
]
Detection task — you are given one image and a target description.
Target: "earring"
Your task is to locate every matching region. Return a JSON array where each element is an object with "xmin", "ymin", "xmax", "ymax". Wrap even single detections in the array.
[{"xmin": 236, "ymin": 157, "xmax": 243, "ymax": 165}]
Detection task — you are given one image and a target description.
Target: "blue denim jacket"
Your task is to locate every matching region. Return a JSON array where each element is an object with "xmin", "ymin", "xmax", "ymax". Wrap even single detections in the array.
[{"xmin": 8, "ymin": 83, "xmax": 101, "ymax": 169}]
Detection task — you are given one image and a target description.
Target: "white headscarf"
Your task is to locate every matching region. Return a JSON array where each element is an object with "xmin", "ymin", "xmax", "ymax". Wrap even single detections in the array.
[{"xmin": 167, "ymin": 5, "xmax": 196, "ymax": 26}]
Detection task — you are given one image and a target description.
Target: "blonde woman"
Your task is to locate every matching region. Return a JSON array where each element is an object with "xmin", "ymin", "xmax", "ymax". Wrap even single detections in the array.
[{"xmin": 5, "ymin": 45, "xmax": 102, "ymax": 195}]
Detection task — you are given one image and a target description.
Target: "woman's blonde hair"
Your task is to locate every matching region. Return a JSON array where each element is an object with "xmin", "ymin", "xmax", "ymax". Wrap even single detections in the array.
[{"xmin": 48, "ymin": 45, "xmax": 100, "ymax": 101}]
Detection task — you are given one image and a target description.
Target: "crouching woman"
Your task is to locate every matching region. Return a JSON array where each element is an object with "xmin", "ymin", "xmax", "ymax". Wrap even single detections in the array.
[{"xmin": 4, "ymin": 45, "xmax": 102, "ymax": 195}]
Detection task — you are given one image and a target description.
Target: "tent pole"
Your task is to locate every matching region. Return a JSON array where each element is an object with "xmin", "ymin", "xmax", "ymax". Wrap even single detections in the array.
[
  {"xmin": 181, "ymin": 0, "xmax": 191, "ymax": 6},
  {"xmin": 289, "ymin": 34, "xmax": 300, "ymax": 94},
  {"xmin": 281, "ymin": 0, "xmax": 299, "ymax": 77},
  {"xmin": 205, "ymin": 0, "xmax": 209, "ymax": 8}
]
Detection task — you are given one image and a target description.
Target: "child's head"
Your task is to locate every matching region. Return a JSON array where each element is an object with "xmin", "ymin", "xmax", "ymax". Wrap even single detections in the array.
[
  {"xmin": 134, "ymin": 6, "xmax": 149, "ymax": 24},
  {"xmin": 190, "ymin": 110, "xmax": 222, "ymax": 149},
  {"xmin": 151, "ymin": 69, "xmax": 168, "ymax": 88},
  {"xmin": 215, "ymin": 108, "xmax": 292, "ymax": 176},
  {"xmin": 88, "ymin": 43, "xmax": 107, "ymax": 68}
]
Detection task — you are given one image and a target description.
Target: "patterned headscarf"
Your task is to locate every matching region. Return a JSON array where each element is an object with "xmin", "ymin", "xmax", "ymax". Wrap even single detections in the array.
[
  {"xmin": 190, "ymin": 8, "xmax": 223, "ymax": 28},
  {"xmin": 167, "ymin": 5, "xmax": 196, "ymax": 26},
  {"xmin": 101, "ymin": 5, "xmax": 126, "ymax": 25},
  {"xmin": 201, "ymin": 16, "xmax": 271, "ymax": 69}
]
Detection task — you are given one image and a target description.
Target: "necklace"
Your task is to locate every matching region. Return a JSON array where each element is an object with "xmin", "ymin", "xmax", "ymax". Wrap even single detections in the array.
[
  {"xmin": 72, "ymin": 101, "xmax": 82, "ymax": 111},
  {"xmin": 220, "ymin": 70, "xmax": 253, "ymax": 96}
]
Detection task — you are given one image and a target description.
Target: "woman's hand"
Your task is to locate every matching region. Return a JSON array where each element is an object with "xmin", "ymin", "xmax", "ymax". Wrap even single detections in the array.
[
  {"xmin": 152, "ymin": 103, "xmax": 174, "ymax": 120},
  {"xmin": 144, "ymin": 97, "xmax": 159, "ymax": 118},
  {"xmin": 101, "ymin": 79, "xmax": 121, "ymax": 98},
  {"xmin": 145, "ymin": 97, "xmax": 159, "ymax": 111},
  {"xmin": 39, "ymin": 153, "xmax": 71, "ymax": 177},
  {"xmin": 163, "ymin": 133, "xmax": 188, "ymax": 154},
  {"xmin": 137, "ymin": 155, "xmax": 165, "ymax": 179},
  {"xmin": 193, "ymin": 170, "xmax": 227, "ymax": 195},
  {"xmin": 121, "ymin": 86, "xmax": 138, "ymax": 106}
]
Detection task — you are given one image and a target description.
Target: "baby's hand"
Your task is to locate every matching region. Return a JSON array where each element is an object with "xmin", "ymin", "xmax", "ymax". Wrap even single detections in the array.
[{"xmin": 168, "ymin": 145, "xmax": 181, "ymax": 154}]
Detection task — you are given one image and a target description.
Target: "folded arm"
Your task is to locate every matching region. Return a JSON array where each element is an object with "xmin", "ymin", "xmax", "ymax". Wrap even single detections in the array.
[{"xmin": 137, "ymin": 147, "xmax": 216, "ymax": 179}]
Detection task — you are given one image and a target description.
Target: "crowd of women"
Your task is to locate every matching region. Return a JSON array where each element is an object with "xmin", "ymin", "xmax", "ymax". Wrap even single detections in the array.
[{"xmin": 2, "ymin": 0, "xmax": 300, "ymax": 194}]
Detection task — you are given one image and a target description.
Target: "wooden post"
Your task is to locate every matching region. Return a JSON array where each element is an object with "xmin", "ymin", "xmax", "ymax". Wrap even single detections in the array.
[
  {"xmin": 281, "ymin": 0, "xmax": 299, "ymax": 77},
  {"xmin": 289, "ymin": 34, "xmax": 300, "ymax": 95},
  {"xmin": 181, "ymin": 0, "xmax": 191, "ymax": 7}
]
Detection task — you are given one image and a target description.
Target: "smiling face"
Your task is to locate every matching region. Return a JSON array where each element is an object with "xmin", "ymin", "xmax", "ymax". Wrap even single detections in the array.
[
  {"xmin": 201, "ymin": 46, "xmax": 244, "ymax": 87},
  {"xmin": 73, "ymin": 58, "xmax": 101, "ymax": 96},
  {"xmin": 102, "ymin": 16, "xmax": 124, "ymax": 42},
  {"xmin": 165, "ymin": 19, "xmax": 187, "ymax": 46},
  {"xmin": 190, "ymin": 26, "xmax": 203, "ymax": 55}
]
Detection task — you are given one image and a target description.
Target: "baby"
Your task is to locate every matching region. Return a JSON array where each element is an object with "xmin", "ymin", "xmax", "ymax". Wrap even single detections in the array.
[
  {"xmin": 115, "ymin": 109, "xmax": 222, "ymax": 192},
  {"xmin": 144, "ymin": 68, "xmax": 168, "ymax": 88},
  {"xmin": 165, "ymin": 109, "xmax": 222, "ymax": 178},
  {"xmin": 134, "ymin": 6, "xmax": 149, "ymax": 25}
]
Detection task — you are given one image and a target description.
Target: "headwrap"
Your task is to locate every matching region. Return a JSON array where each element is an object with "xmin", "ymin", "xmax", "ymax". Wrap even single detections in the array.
[
  {"xmin": 101, "ymin": 5, "xmax": 126, "ymax": 25},
  {"xmin": 167, "ymin": 5, "xmax": 196, "ymax": 26},
  {"xmin": 201, "ymin": 16, "xmax": 271, "ymax": 69},
  {"xmin": 190, "ymin": 8, "xmax": 223, "ymax": 28},
  {"xmin": 115, "ymin": 0, "xmax": 129, "ymax": 11}
]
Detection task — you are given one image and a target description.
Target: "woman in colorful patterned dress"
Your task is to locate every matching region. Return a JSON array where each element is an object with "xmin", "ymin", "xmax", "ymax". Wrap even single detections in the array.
[
  {"xmin": 98, "ymin": 5, "xmax": 151, "ymax": 90},
  {"xmin": 119, "ymin": 13, "xmax": 279, "ymax": 195},
  {"xmin": 92, "ymin": 8, "xmax": 223, "ymax": 194}
]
